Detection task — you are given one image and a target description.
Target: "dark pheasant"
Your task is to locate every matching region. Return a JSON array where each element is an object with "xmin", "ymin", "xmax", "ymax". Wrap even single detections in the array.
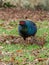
[{"xmin": 18, "ymin": 20, "xmax": 37, "ymax": 40}]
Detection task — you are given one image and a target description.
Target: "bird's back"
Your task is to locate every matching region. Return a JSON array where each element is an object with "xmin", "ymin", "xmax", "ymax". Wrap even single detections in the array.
[{"xmin": 25, "ymin": 20, "xmax": 37, "ymax": 36}]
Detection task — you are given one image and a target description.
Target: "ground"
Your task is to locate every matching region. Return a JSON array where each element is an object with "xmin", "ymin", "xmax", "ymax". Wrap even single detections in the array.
[{"xmin": 0, "ymin": 8, "xmax": 49, "ymax": 65}]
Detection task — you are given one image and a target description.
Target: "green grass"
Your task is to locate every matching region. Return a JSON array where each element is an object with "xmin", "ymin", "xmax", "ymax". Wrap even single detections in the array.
[{"xmin": 0, "ymin": 20, "xmax": 49, "ymax": 65}]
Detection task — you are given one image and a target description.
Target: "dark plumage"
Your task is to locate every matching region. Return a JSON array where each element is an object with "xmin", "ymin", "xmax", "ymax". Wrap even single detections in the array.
[{"xmin": 18, "ymin": 20, "xmax": 37, "ymax": 40}]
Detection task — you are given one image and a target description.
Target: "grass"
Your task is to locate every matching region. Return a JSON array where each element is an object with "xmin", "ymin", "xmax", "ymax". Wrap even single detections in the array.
[{"xmin": 0, "ymin": 20, "xmax": 49, "ymax": 65}]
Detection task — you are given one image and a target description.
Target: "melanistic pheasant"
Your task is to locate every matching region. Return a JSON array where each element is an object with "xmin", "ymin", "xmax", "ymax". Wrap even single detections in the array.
[{"xmin": 18, "ymin": 20, "xmax": 37, "ymax": 40}]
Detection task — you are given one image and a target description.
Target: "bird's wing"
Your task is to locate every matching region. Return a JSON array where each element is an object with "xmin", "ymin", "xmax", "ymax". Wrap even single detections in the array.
[{"xmin": 26, "ymin": 21, "xmax": 37, "ymax": 35}]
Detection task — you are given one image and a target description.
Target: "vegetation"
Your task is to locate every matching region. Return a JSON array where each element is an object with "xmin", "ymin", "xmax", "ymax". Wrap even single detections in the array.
[
  {"xmin": 0, "ymin": 0, "xmax": 49, "ymax": 64},
  {"xmin": 0, "ymin": 0, "xmax": 49, "ymax": 10},
  {"xmin": 0, "ymin": 20, "xmax": 49, "ymax": 65},
  {"xmin": 3, "ymin": 2, "xmax": 16, "ymax": 8}
]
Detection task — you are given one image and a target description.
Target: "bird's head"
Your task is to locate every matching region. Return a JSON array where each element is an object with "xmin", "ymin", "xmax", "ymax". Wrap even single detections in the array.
[{"xmin": 19, "ymin": 21, "xmax": 26, "ymax": 26}]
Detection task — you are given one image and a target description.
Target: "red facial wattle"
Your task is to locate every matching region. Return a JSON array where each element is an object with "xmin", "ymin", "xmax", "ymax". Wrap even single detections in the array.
[{"xmin": 20, "ymin": 21, "xmax": 25, "ymax": 25}]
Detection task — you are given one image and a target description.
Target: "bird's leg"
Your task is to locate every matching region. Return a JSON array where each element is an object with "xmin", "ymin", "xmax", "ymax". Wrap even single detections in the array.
[
  {"xmin": 33, "ymin": 35, "xmax": 37, "ymax": 42},
  {"xmin": 30, "ymin": 36, "xmax": 36, "ymax": 44},
  {"xmin": 23, "ymin": 37, "xmax": 27, "ymax": 45},
  {"xmin": 23, "ymin": 37, "xmax": 26, "ymax": 40},
  {"xmin": 30, "ymin": 36, "xmax": 34, "ymax": 44},
  {"xmin": 26, "ymin": 37, "xmax": 31, "ymax": 44}
]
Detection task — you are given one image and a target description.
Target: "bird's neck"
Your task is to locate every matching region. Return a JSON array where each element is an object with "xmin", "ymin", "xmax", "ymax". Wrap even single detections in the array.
[{"xmin": 21, "ymin": 25, "xmax": 27, "ymax": 32}]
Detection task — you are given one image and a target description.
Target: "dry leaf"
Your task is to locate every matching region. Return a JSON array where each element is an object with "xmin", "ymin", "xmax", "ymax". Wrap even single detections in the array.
[{"xmin": 16, "ymin": 50, "xmax": 23, "ymax": 53}]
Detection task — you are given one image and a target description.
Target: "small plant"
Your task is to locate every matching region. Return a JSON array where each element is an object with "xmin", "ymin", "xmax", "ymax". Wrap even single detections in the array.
[
  {"xmin": 0, "ymin": 0, "xmax": 3, "ymax": 7},
  {"xmin": 34, "ymin": 4, "xmax": 44, "ymax": 10},
  {"xmin": 9, "ymin": 21, "xmax": 17, "ymax": 27},
  {"xmin": 34, "ymin": 4, "xmax": 49, "ymax": 10},
  {"xmin": 3, "ymin": 2, "xmax": 16, "ymax": 8}
]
